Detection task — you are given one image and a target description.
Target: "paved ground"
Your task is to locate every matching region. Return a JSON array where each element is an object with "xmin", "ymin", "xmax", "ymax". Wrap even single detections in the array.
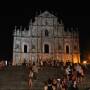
[{"xmin": 0, "ymin": 65, "xmax": 90, "ymax": 90}]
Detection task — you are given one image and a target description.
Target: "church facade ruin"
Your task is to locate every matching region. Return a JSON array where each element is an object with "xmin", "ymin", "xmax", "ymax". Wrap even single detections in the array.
[{"xmin": 12, "ymin": 11, "xmax": 80, "ymax": 65}]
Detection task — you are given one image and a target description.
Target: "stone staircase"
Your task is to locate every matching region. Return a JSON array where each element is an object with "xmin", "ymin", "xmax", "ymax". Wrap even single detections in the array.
[
  {"xmin": 0, "ymin": 66, "xmax": 90, "ymax": 90},
  {"xmin": 0, "ymin": 66, "xmax": 64, "ymax": 90},
  {"xmin": 0, "ymin": 66, "xmax": 28, "ymax": 90},
  {"xmin": 32, "ymin": 67, "xmax": 64, "ymax": 90}
]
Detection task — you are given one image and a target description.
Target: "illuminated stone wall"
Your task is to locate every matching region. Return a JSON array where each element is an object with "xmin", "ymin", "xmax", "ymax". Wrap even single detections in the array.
[{"xmin": 12, "ymin": 11, "xmax": 80, "ymax": 65}]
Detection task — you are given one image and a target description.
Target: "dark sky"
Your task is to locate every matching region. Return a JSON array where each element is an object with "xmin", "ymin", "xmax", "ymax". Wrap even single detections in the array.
[{"xmin": 0, "ymin": 7, "xmax": 90, "ymax": 60}]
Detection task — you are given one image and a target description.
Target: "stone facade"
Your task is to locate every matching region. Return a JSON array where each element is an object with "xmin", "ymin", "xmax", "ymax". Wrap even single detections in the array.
[{"xmin": 12, "ymin": 11, "xmax": 80, "ymax": 65}]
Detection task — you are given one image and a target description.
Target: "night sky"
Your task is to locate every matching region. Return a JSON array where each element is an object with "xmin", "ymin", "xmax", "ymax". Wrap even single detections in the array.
[{"xmin": 0, "ymin": 7, "xmax": 90, "ymax": 61}]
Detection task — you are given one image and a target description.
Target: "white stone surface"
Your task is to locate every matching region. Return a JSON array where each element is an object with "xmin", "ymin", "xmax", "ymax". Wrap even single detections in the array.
[{"xmin": 12, "ymin": 11, "xmax": 80, "ymax": 65}]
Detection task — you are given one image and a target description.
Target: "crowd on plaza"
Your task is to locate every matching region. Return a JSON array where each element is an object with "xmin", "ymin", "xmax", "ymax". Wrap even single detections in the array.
[{"xmin": 27, "ymin": 60, "xmax": 87, "ymax": 90}]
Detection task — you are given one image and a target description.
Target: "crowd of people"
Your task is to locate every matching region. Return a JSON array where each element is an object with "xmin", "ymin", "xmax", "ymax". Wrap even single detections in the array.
[
  {"xmin": 27, "ymin": 60, "xmax": 86, "ymax": 90},
  {"xmin": 43, "ymin": 63, "xmax": 86, "ymax": 90}
]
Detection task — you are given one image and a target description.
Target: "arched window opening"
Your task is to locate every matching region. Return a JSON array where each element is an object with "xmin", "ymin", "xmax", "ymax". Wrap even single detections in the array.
[
  {"xmin": 44, "ymin": 44, "xmax": 49, "ymax": 53},
  {"xmin": 32, "ymin": 45, "xmax": 35, "ymax": 49},
  {"xmin": 66, "ymin": 45, "xmax": 69, "ymax": 54},
  {"xmin": 74, "ymin": 45, "xmax": 77, "ymax": 50},
  {"xmin": 58, "ymin": 45, "xmax": 61, "ymax": 50},
  {"xmin": 24, "ymin": 45, "xmax": 27, "ymax": 53},
  {"xmin": 45, "ymin": 30, "xmax": 49, "ymax": 36}
]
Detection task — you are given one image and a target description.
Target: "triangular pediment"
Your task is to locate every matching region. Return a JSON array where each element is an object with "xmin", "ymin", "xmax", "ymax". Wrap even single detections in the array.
[{"xmin": 39, "ymin": 11, "xmax": 56, "ymax": 18}]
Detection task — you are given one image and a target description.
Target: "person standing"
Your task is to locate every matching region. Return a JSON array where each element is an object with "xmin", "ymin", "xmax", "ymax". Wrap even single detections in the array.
[{"xmin": 28, "ymin": 69, "xmax": 33, "ymax": 89}]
